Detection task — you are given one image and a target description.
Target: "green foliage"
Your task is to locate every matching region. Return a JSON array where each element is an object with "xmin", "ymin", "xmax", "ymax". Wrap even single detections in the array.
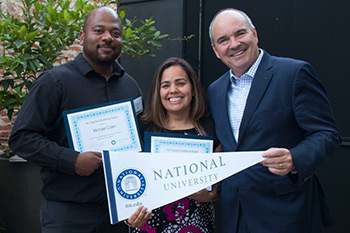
[
  {"xmin": 120, "ymin": 12, "xmax": 168, "ymax": 58},
  {"xmin": 0, "ymin": 0, "xmax": 169, "ymax": 120}
]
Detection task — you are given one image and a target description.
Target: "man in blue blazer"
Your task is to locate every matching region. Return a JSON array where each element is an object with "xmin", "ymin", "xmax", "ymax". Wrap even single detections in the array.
[{"xmin": 207, "ymin": 9, "xmax": 341, "ymax": 233}]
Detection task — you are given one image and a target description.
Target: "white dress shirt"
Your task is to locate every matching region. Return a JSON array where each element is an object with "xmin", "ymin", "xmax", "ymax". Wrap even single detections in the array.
[{"xmin": 227, "ymin": 49, "xmax": 264, "ymax": 142}]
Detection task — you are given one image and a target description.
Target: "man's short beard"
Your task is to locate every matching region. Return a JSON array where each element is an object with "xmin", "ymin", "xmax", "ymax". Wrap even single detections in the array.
[
  {"xmin": 83, "ymin": 47, "xmax": 118, "ymax": 66},
  {"xmin": 94, "ymin": 53, "xmax": 117, "ymax": 66}
]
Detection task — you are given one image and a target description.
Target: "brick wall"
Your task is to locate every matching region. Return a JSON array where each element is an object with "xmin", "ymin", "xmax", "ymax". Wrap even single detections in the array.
[
  {"xmin": 0, "ymin": 0, "xmax": 82, "ymax": 151},
  {"xmin": 0, "ymin": 111, "xmax": 13, "ymax": 150}
]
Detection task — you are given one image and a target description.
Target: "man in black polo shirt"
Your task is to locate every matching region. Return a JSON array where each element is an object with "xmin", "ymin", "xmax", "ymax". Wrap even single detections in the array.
[{"xmin": 9, "ymin": 6, "xmax": 142, "ymax": 233}]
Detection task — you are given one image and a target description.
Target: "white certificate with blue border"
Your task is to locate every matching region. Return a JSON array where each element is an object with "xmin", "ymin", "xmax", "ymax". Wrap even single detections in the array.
[
  {"xmin": 63, "ymin": 99, "xmax": 141, "ymax": 153},
  {"xmin": 144, "ymin": 132, "xmax": 214, "ymax": 191},
  {"xmin": 144, "ymin": 132, "xmax": 214, "ymax": 153}
]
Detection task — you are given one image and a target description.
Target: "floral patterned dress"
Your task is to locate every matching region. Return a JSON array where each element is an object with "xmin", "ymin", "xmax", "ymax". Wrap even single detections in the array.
[{"xmin": 131, "ymin": 197, "xmax": 215, "ymax": 233}]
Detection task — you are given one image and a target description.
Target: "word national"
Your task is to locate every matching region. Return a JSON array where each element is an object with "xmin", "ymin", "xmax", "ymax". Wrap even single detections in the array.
[{"xmin": 153, "ymin": 156, "xmax": 226, "ymax": 181}]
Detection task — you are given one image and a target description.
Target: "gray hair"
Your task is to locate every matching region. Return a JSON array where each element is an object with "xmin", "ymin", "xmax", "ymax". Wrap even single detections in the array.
[{"xmin": 209, "ymin": 8, "xmax": 255, "ymax": 45}]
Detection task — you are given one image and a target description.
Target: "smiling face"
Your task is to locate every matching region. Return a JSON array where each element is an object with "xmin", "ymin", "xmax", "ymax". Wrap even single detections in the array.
[
  {"xmin": 159, "ymin": 65, "xmax": 193, "ymax": 118},
  {"xmin": 80, "ymin": 7, "xmax": 123, "ymax": 67},
  {"xmin": 211, "ymin": 10, "xmax": 259, "ymax": 77}
]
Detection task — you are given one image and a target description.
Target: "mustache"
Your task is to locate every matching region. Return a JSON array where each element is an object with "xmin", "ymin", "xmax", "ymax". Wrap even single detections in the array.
[{"xmin": 98, "ymin": 43, "xmax": 115, "ymax": 49}]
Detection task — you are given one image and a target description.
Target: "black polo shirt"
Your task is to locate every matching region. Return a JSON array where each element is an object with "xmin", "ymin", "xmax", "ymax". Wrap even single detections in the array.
[{"xmin": 9, "ymin": 53, "xmax": 143, "ymax": 203}]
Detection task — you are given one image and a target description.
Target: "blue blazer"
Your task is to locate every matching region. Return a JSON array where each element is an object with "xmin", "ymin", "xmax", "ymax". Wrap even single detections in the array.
[{"xmin": 207, "ymin": 51, "xmax": 341, "ymax": 233}]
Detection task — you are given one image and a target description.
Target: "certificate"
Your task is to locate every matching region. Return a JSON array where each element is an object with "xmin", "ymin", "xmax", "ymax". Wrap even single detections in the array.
[
  {"xmin": 144, "ymin": 132, "xmax": 214, "ymax": 153},
  {"xmin": 144, "ymin": 132, "xmax": 213, "ymax": 191},
  {"xmin": 63, "ymin": 99, "xmax": 142, "ymax": 152}
]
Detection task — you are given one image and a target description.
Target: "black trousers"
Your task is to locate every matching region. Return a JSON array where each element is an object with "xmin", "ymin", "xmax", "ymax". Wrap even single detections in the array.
[{"xmin": 40, "ymin": 199, "xmax": 128, "ymax": 233}]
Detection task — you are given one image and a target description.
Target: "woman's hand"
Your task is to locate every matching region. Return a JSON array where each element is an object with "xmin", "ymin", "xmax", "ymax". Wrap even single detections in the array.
[{"xmin": 125, "ymin": 206, "xmax": 153, "ymax": 228}]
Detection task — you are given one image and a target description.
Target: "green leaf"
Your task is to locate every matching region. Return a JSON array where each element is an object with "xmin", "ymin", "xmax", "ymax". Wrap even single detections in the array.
[
  {"xmin": 125, "ymin": 19, "xmax": 132, "ymax": 27},
  {"xmin": 44, "ymin": 13, "xmax": 51, "ymax": 23},
  {"xmin": 149, "ymin": 26, "xmax": 156, "ymax": 31},
  {"xmin": 16, "ymin": 63, "xmax": 24, "ymax": 76},
  {"xmin": 34, "ymin": 2, "xmax": 41, "ymax": 12},
  {"xmin": 9, "ymin": 63, "xmax": 17, "ymax": 72},
  {"xmin": 0, "ymin": 79, "xmax": 14, "ymax": 90},
  {"xmin": 158, "ymin": 34, "xmax": 169, "ymax": 39},
  {"xmin": 126, "ymin": 27, "xmax": 132, "ymax": 38},
  {"xmin": 32, "ymin": 60, "xmax": 41, "ymax": 69},
  {"xmin": 119, "ymin": 10, "xmax": 125, "ymax": 20},
  {"xmin": 37, "ymin": 55, "xmax": 51, "ymax": 67},
  {"xmin": 26, "ymin": 31, "xmax": 38, "ymax": 40},
  {"xmin": 19, "ymin": 25, "xmax": 27, "ymax": 38},
  {"xmin": 67, "ymin": 18, "xmax": 76, "ymax": 25},
  {"xmin": 47, "ymin": 5, "xmax": 55, "ymax": 17},
  {"xmin": 150, "ymin": 41, "xmax": 162, "ymax": 47},
  {"xmin": 75, "ymin": 0, "xmax": 83, "ymax": 10},
  {"xmin": 15, "ymin": 39, "xmax": 23, "ymax": 49},
  {"xmin": 64, "ymin": 9, "xmax": 70, "ymax": 21},
  {"xmin": 62, "ymin": 0, "xmax": 71, "ymax": 9},
  {"xmin": 0, "ymin": 56, "xmax": 10, "ymax": 64},
  {"xmin": 24, "ymin": 80, "xmax": 34, "ymax": 89},
  {"xmin": 154, "ymin": 31, "xmax": 160, "ymax": 38},
  {"xmin": 28, "ymin": 61, "xmax": 37, "ymax": 73}
]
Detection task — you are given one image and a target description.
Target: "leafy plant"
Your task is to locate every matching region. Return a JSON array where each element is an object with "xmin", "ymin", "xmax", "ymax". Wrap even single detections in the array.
[
  {"xmin": 0, "ymin": 0, "xmax": 169, "ymax": 120},
  {"xmin": 121, "ymin": 12, "xmax": 168, "ymax": 58}
]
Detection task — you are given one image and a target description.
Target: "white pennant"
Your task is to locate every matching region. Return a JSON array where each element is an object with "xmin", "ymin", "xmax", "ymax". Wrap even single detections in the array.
[{"xmin": 102, "ymin": 151, "xmax": 265, "ymax": 224}]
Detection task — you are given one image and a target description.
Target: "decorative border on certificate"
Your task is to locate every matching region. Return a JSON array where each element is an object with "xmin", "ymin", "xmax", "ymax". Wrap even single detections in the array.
[
  {"xmin": 144, "ymin": 132, "xmax": 214, "ymax": 153},
  {"xmin": 63, "ymin": 99, "xmax": 141, "ymax": 152}
]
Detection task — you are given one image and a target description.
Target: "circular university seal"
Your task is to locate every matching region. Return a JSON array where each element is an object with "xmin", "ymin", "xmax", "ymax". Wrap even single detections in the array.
[{"xmin": 116, "ymin": 169, "xmax": 146, "ymax": 200}]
